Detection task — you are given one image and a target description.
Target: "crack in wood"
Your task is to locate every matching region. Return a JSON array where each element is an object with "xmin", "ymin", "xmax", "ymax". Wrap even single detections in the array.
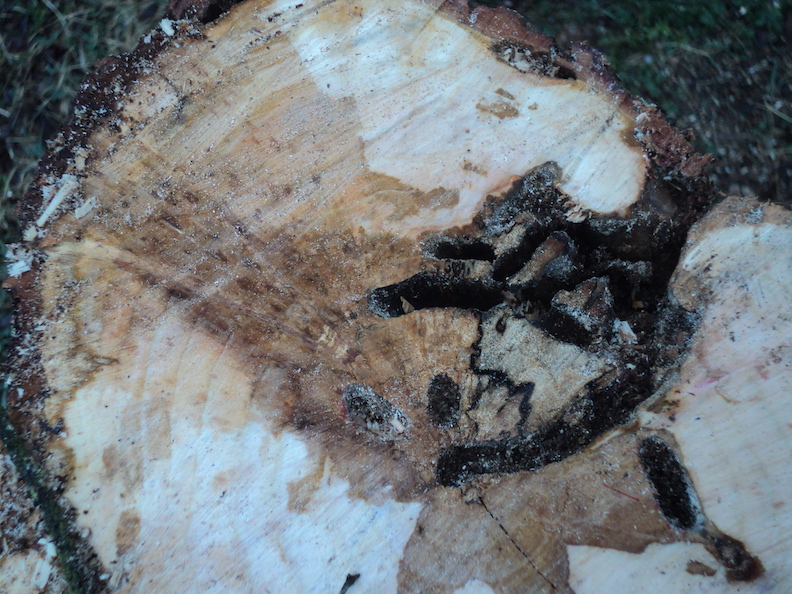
[{"xmin": 478, "ymin": 496, "xmax": 557, "ymax": 591}]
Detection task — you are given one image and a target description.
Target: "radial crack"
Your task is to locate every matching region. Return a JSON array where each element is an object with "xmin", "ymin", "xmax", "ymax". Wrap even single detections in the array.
[{"xmin": 479, "ymin": 497, "xmax": 557, "ymax": 592}]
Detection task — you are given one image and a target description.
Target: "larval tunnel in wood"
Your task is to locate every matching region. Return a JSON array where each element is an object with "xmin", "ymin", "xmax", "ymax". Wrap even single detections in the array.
[{"xmin": 2, "ymin": 0, "xmax": 790, "ymax": 592}]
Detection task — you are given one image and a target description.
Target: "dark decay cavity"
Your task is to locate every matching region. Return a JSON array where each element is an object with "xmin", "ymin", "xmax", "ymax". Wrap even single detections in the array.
[
  {"xmin": 491, "ymin": 41, "xmax": 577, "ymax": 80},
  {"xmin": 427, "ymin": 238, "xmax": 495, "ymax": 261},
  {"xmin": 437, "ymin": 370, "xmax": 647, "ymax": 486},
  {"xmin": 705, "ymin": 532, "xmax": 764, "ymax": 582},
  {"xmin": 515, "ymin": 382, "xmax": 534, "ymax": 431},
  {"xmin": 368, "ymin": 272, "xmax": 502, "ymax": 318},
  {"xmin": 342, "ymin": 384, "xmax": 408, "ymax": 440},
  {"xmin": 339, "ymin": 573, "xmax": 360, "ymax": 594},
  {"xmin": 466, "ymin": 371, "xmax": 535, "ymax": 431},
  {"xmin": 639, "ymin": 437, "xmax": 764, "ymax": 582},
  {"xmin": 426, "ymin": 374, "xmax": 462, "ymax": 428},
  {"xmin": 638, "ymin": 437, "xmax": 701, "ymax": 531},
  {"xmin": 367, "ymin": 162, "xmax": 711, "ymax": 486}
]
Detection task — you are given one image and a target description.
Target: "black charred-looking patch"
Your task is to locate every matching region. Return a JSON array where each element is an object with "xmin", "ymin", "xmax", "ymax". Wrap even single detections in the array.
[
  {"xmin": 538, "ymin": 277, "xmax": 615, "ymax": 347},
  {"xmin": 638, "ymin": 437, "xmax": 700, "ymax": 531},
  {"xmin": 515, "ymin": 383, "xmax": 535, "ymax": 431},
  {"xmin": 491, "ymin": 230, "xmax": 548, "ymax": 281},
  {"xmin": 437, "ymin": 372, "xmax": 648, "ymax": 486},
  {"xmin": 426, "ymin": 374, "xmax": 462, "ymax": 428},
  {"xmin": 339, "ymin": 573, "xmax": 360, "ymax": 594},
  {"xmin": 368, "ymin": 272, "xmax": 502, "ymax": 318},
  {"xmin": 428, "ymin": 238, "xmax": 495, "ymax": 261},
  {"xmin": 367, "ymin": 162, "xmax": 712, "ymax": 486},
  {"xmin": 504, "ymin": 232, "xmax": 584, "ymax": 308},
  {"xmin": 475, "ymin": 163, "xmax": 563, "ymax": 236},
  {"xmin": 342, "ymin": 384, "xmax": 409, "ymax": 440}
]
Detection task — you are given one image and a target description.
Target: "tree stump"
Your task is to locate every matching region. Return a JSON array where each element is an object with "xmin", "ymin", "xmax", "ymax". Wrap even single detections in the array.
[{"xmin": 3, "ymin": 0, "xmax": 790, "ymax": 592}]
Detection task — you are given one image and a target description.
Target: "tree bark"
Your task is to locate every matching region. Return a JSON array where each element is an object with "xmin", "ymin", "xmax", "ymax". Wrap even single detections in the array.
[{"xmin": 3, "ymin": 0, "xmax": 790, "ymax": 592}]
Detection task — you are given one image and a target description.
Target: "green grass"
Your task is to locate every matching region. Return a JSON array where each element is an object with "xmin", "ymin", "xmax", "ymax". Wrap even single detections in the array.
[{"xmin": 1, "ymin": 0, "xmax": 169, "ymax": 217}]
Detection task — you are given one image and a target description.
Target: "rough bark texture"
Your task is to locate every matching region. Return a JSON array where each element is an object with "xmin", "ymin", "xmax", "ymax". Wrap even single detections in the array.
[
  {"xmin": 2, "ymin": 0, "xmax": 790, "ymax": 592},
  {"xmin": 0, "ymin": 440, "xmax": 67, "ymax": 593}
]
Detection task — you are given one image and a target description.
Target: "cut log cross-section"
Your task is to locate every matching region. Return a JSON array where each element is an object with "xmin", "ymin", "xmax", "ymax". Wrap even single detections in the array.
[{"xmin": 3, "ymin": 0, "xmax": 791, "ymax": 592}]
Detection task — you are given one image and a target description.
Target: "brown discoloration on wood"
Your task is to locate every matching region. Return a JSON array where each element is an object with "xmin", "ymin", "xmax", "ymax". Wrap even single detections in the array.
[
  {"xmin": 115, "ymin": 510, "xmax": 141, "ymax": 556},
  {"xmin": 286, "ymin": 457, "xmax": 327, "ymax": 512},
  {"xmin": 462, "ymin": 161, "xmax": 488, "ymax": 176},
  {"xmin": 686, "ymin": 559, "xmax": 717, "ymax": 577},
  {"xmin": 478, "ymin": 433, "xmax": 669, "ymax": 585},
  {"xmin": 476, "ymin": 100, "xmax": 520, "ymax": 119},
  {"xmin": 399, "ymin": 487, "xmax": 556, "ymax": 593},
  {"xmin": 636, "ymin": 108, "xmax": 714, "ymax": 178},
  {"xmin": 494, "ymin": 87, "xmax": 516, "ymax": 100}
]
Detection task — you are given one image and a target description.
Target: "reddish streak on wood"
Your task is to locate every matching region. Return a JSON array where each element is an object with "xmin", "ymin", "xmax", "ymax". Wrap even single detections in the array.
[{"xmin": 602, "ymin": 482, "xmax": 640, "ymax": 502}]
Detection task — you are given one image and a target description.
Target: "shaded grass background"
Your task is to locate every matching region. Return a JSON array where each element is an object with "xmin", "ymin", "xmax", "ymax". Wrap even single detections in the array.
[{"xmin": 0, "ymin": 0, "xmax": 169, "ymax": 215}]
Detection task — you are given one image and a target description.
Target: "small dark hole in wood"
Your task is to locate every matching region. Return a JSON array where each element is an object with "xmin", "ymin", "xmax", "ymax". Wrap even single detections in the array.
[
  {"xmin": 368, "ymin": 272, "xmax": 503, "ymax": 318},
  {"xmin": 430, "ymin": 239, "xmax": 495, "ymax": 261},
  {"xmin": 555, "ymin": 66, "xmax": 577, "ymax": 80},
  {"xmin": 196, "ymin": 0, "xmax": 245, "ymax": 23},
  {"xmin": 515, "ymin": 383, "xmax": 535, "ymax": 431},
  {"xmin": 339, "ymin": 573, "xmax": 360, "ymax": 594},
  {"xmin": 638, "ymin": 436, "xmax": 699, "ymax": 531},
  {"xmin": 426, "ymin": 373, "xmax": 462, "ymax": 428}
]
